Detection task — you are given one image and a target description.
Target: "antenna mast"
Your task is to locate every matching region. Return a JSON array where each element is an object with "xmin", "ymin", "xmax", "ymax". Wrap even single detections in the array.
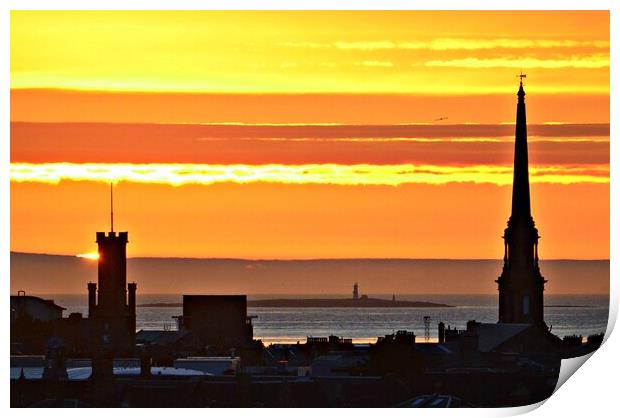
[
  {"xmin": 423, "ymin": 316, "xmax": 431, "ymax": 343},
  {"xmin": 110, "ymin": 183, "xmax": 114, "ymax": 233}
]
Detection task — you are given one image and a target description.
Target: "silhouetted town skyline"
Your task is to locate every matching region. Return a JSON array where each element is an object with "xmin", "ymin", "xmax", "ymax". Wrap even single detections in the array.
[{"xmin": 10, "ymin": 80, "xmax": 606, "ymax": 407}]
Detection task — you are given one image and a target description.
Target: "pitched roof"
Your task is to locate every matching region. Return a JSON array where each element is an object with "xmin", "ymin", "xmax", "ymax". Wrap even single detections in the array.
[
  {"xmin": 473, "ymin": 323, "xmax": 532, "ymax": 352},
  {"xmin": 10, "ymin": 295, "xmax": 66, "ymax": 311}
]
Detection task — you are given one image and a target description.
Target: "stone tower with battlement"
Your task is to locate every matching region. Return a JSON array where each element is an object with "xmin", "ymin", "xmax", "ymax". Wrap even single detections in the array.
[{"xmin": 87, "ymin": 190, "xmax": 136, "ymax": 356}]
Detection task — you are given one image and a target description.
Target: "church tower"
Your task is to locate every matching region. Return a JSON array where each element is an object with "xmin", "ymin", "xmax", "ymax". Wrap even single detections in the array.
[
  {"xmin": 87, "ymin": 185, "xmax": 137, "ymax": 355},
  {"xmin": 496, "ymin": 76, "xmax": 547, "ymax": 325}
]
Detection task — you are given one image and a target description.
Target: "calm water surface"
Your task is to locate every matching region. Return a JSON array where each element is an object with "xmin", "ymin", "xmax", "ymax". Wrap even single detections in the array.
[{"xmin": 48, "ymin": 294, "xmax": 609, "ymax": 344}]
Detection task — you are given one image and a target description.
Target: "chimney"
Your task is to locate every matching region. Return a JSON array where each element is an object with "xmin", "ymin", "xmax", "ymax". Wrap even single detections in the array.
[
  {"xmin": 128, "ymin": 282, "xmax": 137, "ymax": 343},
  {"xmin": 128, "ymin": 282, "xmax": 137, "ymax": 314},
  {"xmin": 438, "ymin": 322, "xmax": 446, "ymax": 344},
  {"xmin": 88, "ymin": 282, "xmax": 97, "ymax": 318}
]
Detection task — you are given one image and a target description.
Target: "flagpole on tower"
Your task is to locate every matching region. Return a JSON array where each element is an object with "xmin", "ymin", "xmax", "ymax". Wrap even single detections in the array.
[{"xmin": 110, "ymin": 182, "xmax": 114, "ymax": 233}]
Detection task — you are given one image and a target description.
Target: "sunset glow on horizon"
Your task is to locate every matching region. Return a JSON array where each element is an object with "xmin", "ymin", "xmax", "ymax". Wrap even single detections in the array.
[
  {"xmin": 10, "ymin": 10, "xmax": 609, "ymax": 260},
  {"xmin": 76, "ymin": 252, "xmax": 100, "ymax": 260}
]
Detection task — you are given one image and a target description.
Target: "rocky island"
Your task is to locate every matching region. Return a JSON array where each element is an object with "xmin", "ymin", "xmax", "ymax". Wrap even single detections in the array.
[
  {"xmin": 246, "ymin": 297, "xmax": 452, "ymax": 308},
  {"xmin": 139, "ymin": 283, "xmax": 454, "ymax": 309}
]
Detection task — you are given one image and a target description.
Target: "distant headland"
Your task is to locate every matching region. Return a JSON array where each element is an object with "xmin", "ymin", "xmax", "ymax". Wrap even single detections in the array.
[
  {"xmin": 248, "ymin": 297, "xmax": 452, "ymax": 308},
  {"xmin": 139, "ymin": 298, "xmax": 453, "ymax": 308},
  {"xmin": 139, "ymin": 283, "xmax": 453, "ymax": 308}
]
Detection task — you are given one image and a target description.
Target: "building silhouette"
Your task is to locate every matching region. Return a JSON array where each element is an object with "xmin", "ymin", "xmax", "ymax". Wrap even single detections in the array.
[
  {"xmin": 496, "ymin": 77, "xmax": 547, "ymax": 325},
  {"xmin": 179, "ymin": 295, "xmax": 254, "ymax": 349},
  {"xmin": 11, "ymin": 292, "xmax": 65, "ymax": 324},
  {"xmin": 87, "ymin": 187, "xmax": 136, "ymax": 356}
]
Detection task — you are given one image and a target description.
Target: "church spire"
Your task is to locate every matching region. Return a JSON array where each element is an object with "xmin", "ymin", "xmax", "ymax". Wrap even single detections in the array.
[
  {"xmin": 496, "ymin": 75, "xmax": 547, "ymax": 326},
  {"xmin": 511, "ymin": 74, "xmax": 531, "ymax": 221}
]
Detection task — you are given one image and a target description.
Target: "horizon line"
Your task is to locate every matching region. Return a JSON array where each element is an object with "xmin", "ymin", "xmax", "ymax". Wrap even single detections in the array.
[
  {"xmin": 10, "ymin": 251, "xmax": 610, "ymax": 262},
  {"xmin": 28, "ymin": 292, "xmax": 611, "ymax": 297}
]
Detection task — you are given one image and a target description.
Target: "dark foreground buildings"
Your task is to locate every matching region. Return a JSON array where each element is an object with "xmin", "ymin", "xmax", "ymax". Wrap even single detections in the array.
[
  {"xmin": 10, "ymin": 225, "xmax": 137, "ymax": 358},
  {"xmin": 10, "ymin": 80, "xmax": 604, "ymax": 407},
  {"xmin": 181, "ymin": 295, "xmax": 254, "ymax": 348},
  {"xmin": 135, "ymin": 295, "xmax": 259, "ymax": 364}
]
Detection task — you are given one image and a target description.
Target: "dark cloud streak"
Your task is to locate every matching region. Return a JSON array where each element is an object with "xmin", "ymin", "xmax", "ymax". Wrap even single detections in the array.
[{"xmin": 11, "ymin": 122, "xmax": 609, "ymax": 166}]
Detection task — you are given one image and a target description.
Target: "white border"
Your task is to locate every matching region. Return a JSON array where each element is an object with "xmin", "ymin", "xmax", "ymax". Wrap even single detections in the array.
[{"xmin": 3, "ymin": 2, "xmax": 616, "ymax": 417}]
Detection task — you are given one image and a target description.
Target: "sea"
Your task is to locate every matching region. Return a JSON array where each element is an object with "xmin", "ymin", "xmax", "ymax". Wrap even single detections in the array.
[{"xmin": 48, "ymin": 293, "xmax": 609, "ymax": 344}]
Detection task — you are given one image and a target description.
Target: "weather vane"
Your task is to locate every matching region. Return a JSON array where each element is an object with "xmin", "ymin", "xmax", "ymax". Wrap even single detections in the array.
[{"xmin": 517, "ymin": 71, "xmax": 527, "ymax": 84}]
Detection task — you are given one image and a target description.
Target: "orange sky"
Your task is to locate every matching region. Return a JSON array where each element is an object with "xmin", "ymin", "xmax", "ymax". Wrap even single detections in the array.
[
  {"xmin": 10, "ymin": 10, "xmax": 609, "ymax": 259},
  {"xmin": 10, "ymin": 181, "xmax": 609, "ymax": 260}
]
